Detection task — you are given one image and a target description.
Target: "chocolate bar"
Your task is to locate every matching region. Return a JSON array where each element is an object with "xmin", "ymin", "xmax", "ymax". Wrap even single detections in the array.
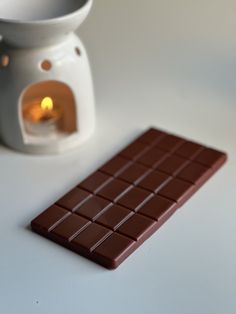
[{"xmin": 31, "ymin": 128, "xmax": 227, "ymax": 269}]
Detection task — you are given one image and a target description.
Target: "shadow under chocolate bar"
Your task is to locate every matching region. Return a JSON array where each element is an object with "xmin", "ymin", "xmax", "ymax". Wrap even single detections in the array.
[{"xmin": 31, "ymin": 127, "xmax": 227, "ymax": 269}]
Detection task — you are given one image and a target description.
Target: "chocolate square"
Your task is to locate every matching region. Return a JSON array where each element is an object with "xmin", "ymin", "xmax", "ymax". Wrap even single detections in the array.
[
  {"xmin": 177, "ymin": 162, "xmax": 210, "ymax": 184},
  {"xmin": 194, "ymin": 148, "xmax": 226, "ymax": 169},
  {"xmin": 56, "ymin": 188, "xmax": 91, "ymax": 211},
  {"xmin": 31, "ymin": 205, "xmax": 69, "ymax": 232},
  {"xmin": 78, "ymin": 171, "xmax": 112, "ymax": 193},
  {"xmin": 51, "ymin": 214, "xmax": 90, "ymax": 241},
  {"xmin": 137, "ymin": 147, "xmax": 167, "ymax": 168},
  {"xmin": 158, "ymin": 178, "xmax": 194, "ymax": 203},
  {"xmin": 155, "ymin": 134, "xmax": 184, "ymax": 152},
  {"xmin": 117, "ymin": 187, "xmax": 153, "ymax": 211},
  {"xmin": 100, "ymin": 155, "xmax": 131, "ymax": 176},
  {"xmin": 155, "ymin": 155, "xmax": 189, "ymax": 175},
  {"xmin": 96, "ymin": 205, "xmax": 133, "ymax": 230},
  {"xmin": 72, "ymin": 223, "xmax": 112, "ymax": 253},
  {"xmin": 119, "ymin": 140, "xmax": 148, "ymax": 160},
  {"xmin": 118, "ymin": 214, "xmax": 156, "ymax": 241},
  {"xmin": 174, "ymin": 141, "xmax": 203, "ymax": 159},
  {"xmin": 137, "ymin": 128, "xmax": 165, "ymax": 145},
  {"xmin": 93, "ymin": 233, "xmax": 136, "ymax": 269},
  {"xmin": 138, "ymin": 195, "xmax": 177, "ymax": 221},
  {"xmin": 75, "ymin": 196, "xmax": 111, "ymax": 221},
  {"xmin": 97, "ymin": 179, "xmax": 131, "ymax": 202},
  {"xmin": 117, "ymin": 162, "xmax": 150, "ymax": 184},
  {"xmin": 138, "ymin": 170, "xmax": 171, "ymax": 193}
]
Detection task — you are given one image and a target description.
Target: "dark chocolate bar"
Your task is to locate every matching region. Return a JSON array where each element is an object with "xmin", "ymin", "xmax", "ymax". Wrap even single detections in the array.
[{"xmin": 31, "ymin": 128, "xmax": 227, "ymax": 269}]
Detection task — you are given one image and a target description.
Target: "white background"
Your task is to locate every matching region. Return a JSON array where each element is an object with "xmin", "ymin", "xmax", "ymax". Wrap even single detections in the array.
[{"xmin": 0, "ymin": 1, "xmax": 236, "ymax": 313}]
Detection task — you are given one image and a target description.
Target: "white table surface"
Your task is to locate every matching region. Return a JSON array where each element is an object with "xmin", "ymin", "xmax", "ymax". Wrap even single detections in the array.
[{"xmin": 1, "ymin": 1, "xmax": 236, "ymax": 313}]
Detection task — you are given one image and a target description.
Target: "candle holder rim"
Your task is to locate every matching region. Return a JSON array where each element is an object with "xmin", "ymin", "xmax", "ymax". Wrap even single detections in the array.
[{"xmin": 0, "ymin": 0, "xmax": 92, "ymax": 25}]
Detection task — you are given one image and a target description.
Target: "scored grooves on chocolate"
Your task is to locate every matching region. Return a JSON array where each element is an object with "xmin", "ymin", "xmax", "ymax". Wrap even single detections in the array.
[{"xmin": 31, "ymin": 127, "xmax": 227, "ymax": 269}]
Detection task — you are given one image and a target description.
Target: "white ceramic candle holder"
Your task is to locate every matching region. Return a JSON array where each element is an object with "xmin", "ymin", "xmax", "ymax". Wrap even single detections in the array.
[{"xmin": 0, "ymin": 0, "xmax": 95, "ymax": 154}]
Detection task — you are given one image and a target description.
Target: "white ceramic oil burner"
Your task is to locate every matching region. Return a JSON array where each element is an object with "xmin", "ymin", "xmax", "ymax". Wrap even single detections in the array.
[{"xmin": 0, "ymin": 0, "xmax": 95, "ymax": 154}]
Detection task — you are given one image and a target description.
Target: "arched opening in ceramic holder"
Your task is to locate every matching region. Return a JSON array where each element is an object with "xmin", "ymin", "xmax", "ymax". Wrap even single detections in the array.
[{"xmin": 20, "ymin": 80, "xmax": 77, "ymax": 144}]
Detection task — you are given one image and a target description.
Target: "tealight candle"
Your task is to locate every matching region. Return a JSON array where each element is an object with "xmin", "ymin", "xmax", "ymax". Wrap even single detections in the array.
[{"xmin": 23, "ymin": 97, "xmax": 63, "ymax": 135}]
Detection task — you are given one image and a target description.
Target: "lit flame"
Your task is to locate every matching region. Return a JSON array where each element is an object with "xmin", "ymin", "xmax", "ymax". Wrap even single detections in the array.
[{"xmin": 41, "ymin": 97, "xmax": 53, "ymax": 110}]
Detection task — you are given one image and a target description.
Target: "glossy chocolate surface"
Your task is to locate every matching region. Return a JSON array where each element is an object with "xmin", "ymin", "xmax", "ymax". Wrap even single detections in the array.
[{"xmin": 31, "ymin": 128, "xmax": 227, "ymax": 269}]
